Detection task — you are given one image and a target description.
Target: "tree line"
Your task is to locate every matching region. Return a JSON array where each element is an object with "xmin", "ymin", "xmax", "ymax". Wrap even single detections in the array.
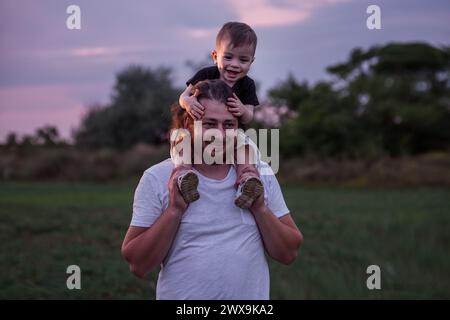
[{"xmin": 5, "ymin": 42, "xmax": 450, "ymax": 159}]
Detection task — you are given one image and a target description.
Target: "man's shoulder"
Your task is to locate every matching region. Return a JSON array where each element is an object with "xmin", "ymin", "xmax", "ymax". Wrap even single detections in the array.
[
  {"xmin": 257, "ymin": 160, "xmax": 275, "ymax": 179},
  {"xmin": 258, "ymin": 160, "xmax": 281, "ymax": 190},
  {"xmin": 143, "ymin": 158, "xmax": 174, "ymax": 180}
]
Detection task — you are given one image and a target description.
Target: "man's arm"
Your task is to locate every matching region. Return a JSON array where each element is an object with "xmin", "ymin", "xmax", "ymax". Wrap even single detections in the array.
[
  {"xmin": 121, "ymin": 206, "xmax": 183, "ymax": 278},
  {"xmin": 121, "ymin": 168, "xmax": 188, "ymax": 278},
  {"xmin": 249, "ymin": 197, "xmax": 303, "ymax": 265}
]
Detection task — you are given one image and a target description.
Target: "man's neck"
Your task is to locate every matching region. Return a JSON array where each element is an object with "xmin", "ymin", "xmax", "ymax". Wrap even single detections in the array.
[{"xmin": 193, "ymin": 163, "xmax": 231, "ymax": 180}]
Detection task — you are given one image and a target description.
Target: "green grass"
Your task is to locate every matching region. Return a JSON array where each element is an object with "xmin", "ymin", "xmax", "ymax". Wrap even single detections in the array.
[{"xmin": 0, "ymin": 181, "xmax": 449, "ymax": 299}]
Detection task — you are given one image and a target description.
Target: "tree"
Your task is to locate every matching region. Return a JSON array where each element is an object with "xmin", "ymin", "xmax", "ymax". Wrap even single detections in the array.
[
  {"xmin": 35, "ymin": 126, "xmax": 60, "ymax": 146},
  {"xmin": 267, "ymin": 74, "xmax": 310, "ymax": 112},
  {"xmin": 5, "ymin": 133, "xmax": 18, "ymax": 148},
  {"xmin": 274, "ymin": 42, "xmax": 450, "ymax": 158},
  {"xmin": 74, "ymin": 65, "xmax": 180, "ymax": 149}
]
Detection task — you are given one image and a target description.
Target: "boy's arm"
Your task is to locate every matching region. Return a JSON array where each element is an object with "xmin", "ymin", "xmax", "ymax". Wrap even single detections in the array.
[
  {"xmin": 179, "ymin": 84, "xmax": 204, "ymax": 120},
  {"xmin": 179, "ymin": 66, "xmax": 207, "ymax": 113},
  {"xmin": 240, "ymin": 104, "xmax": 256, "ymax": 124},
  {"xmin": 179, "ymin": 84, "xmax": 193, "ymax": 109},
  {"xmin": 227, "ymin": 93, "xmax": 258, "ymax": 124}
]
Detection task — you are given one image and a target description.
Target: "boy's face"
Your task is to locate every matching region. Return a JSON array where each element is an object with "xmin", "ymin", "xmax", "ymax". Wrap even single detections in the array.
[{"xmin": 212, "ymin": 37, "xmax": 255, "ymax": 86}]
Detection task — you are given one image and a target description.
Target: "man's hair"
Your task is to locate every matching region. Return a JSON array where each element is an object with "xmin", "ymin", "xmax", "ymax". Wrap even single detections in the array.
[
  {"xmin": 171, "ymin": 79, "xmax": 236, "ymax": 131},
  {"xmin": 216, "ymin": 22, "xmax": 257, "ymax": 54},
  {"xmin": 195, "ymin": 79, "xmax": 234, "ymax": 105}
]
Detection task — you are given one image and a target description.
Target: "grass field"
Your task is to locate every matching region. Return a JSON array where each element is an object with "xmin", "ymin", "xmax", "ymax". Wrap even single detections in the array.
[{"xmin": 0, "ymin": 181, "xmax": 449, "ymax": 299}]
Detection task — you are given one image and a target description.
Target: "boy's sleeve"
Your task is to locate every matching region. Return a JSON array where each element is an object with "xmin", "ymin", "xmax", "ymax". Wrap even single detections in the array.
[
  {"xmin": 186, "ymin": 67, "xmax": 209, "ymax": 87},
  {"xmin": 241, "ymin": 79, "xmax": 259, "ymax": 106}
]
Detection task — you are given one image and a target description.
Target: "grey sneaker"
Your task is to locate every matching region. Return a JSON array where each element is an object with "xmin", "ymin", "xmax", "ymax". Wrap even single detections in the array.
[
  {"xmin": 234, "ymin": 176, "xmax": 264, "ymax": 209},
  {"xmin": 177, "ymin": 170, "xmax": 200, "ymax": 203}
]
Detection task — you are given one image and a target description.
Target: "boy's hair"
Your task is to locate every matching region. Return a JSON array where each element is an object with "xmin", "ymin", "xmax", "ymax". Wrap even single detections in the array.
[
  {"xmin": 171, "ymin": 79, "xmax": 236, "ymax": 131},
  {"xmin": 216, "ymin": 22, "xmax": 257, "ymax": 54}
]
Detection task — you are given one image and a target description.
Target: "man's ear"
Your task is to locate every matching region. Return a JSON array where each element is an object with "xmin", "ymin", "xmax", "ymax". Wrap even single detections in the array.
[
  {"xmin": 211, "ymin": 50, "xmax": 217, "ymax": 64},
  {"xmin": 251, "ymin": 56, "xmax": 255, "ymax": 64}
]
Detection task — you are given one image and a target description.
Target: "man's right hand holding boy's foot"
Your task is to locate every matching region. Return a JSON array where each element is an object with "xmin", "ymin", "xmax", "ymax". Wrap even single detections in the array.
[{"xmin": 174, "ymin": 165, "xmax": 200, "ymax": 205}]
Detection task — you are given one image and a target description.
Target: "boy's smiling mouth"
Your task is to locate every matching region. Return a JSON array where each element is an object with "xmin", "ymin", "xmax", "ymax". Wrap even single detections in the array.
[{"xmin": 226, "ymin": 69, "xmax": 240, "ymax": 78}]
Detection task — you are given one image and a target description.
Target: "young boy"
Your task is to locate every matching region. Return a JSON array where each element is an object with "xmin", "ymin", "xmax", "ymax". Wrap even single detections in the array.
[{"xmin": 176, "ymin": 21, "xmax": 263, "ymax": 209}]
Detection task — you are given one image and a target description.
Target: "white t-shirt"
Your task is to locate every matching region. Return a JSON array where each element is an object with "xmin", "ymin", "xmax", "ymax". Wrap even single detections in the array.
[{"xmin": 130, "ymin": 158, "xmax": 290, "ymax": 300}]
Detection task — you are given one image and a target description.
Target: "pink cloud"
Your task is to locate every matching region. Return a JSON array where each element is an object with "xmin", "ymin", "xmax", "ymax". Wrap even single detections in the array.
[
  {"xmin": 69, "ymin": 47, "xmax": 118, "ymax": 57},
  {"xmin": 182, "ymin": 27, "xmax": 216, "ymax": 39},
  {"xmin": 228, "ymin": 0, "xmax": 351, "ymax": 27},
  {"xmin": 180, "ymin": 0, "xmax": 353, "ymax": 37},
  {"xmin": 0, "ymin": 83, "xmax": 108, "ymax": 142}
]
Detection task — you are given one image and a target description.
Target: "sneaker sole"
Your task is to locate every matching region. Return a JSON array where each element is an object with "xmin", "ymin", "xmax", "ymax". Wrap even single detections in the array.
[
  {"xmin": 179, "ymin": 172, "xmax": 200, "ymax": 203},
  {"xmin": 234, "ymin": 177, "xmax": 264, "ymax": 209}
]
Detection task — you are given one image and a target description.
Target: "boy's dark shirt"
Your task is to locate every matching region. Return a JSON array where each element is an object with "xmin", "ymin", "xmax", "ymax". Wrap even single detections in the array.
[{"xmin": 186, "ymin": 66, "xmax": 259, "ymax": 106}]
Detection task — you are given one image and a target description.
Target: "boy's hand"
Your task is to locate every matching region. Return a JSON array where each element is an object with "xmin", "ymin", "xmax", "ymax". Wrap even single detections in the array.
[
  {"xmin": 227, "ymin": 93, "xmax": 247, "ymax": 118},
  {"xmin": 183, "ymin": 90, "xmax": 204, "ymax": 120}
]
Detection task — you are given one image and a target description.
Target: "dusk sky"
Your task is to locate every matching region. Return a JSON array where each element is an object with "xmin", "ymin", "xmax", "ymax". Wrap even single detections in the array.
[{"xmin": 0, "ymin": 0, "xmax": 449, "ymax": 141}]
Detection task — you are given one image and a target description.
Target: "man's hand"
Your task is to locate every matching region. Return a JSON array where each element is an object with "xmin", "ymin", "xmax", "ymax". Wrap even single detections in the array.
[
  {"xmin": 167, "ymin": 166, "xmax": 190, "ymax": 215},
  {"xmin": 237, "ymin": 168, "xmax": 266, "ymax": 214},
  {"xmin": 181, "ymin": 89, "xmax": 204, "ymax": 120}
]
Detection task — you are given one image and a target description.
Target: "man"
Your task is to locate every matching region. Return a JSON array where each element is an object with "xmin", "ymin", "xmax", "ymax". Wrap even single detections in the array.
[{"xmin": 122, "ymin": 80, "xmax": 303, "ymax": 299}]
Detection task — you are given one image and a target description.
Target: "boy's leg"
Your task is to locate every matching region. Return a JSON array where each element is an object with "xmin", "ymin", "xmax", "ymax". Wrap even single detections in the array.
[
  {"xmin": 234, "ymin": 135, "xmax": 263, "ymax": 209},
  {"xmin": 176, "ymin": 167, "xmax": 199, "ymax": 204},
  {"xmin": 170, "ymin": 129, "xmax": 199, "ymax": 203}
]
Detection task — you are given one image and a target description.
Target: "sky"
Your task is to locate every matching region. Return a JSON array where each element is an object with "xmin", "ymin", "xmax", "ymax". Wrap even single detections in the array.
[{"xmin": 0, "ymin": 0, "xmax": 449, "ymax": 141}]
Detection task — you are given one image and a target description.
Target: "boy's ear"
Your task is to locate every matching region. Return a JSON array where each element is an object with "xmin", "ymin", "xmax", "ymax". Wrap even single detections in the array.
[
  {"xmin": 251, "ymin": 56, "xmax": 255, "ymax": 63},
  {"xmin": 211, "ymin": 50, "xmax": 217, "ymax": 64}
]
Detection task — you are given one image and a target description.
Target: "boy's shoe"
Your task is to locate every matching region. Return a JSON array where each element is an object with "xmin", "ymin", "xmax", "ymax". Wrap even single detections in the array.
[
  {"xmin": 177, "ymin": 170, "xmax": 200, "ymax": 204},
  {"xmin": 234, "ymin": 176, "xmax": 264, "ymax": 209}
]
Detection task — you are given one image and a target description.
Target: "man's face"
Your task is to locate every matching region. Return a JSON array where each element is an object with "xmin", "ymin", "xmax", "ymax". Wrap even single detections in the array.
[
  {"xmin": 191, "ymin": 98, "xmax": 239, "ymax": 163},
  {"xmin": 212, "ymin": 37, "xmax": 255, "ymax": 86}
]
